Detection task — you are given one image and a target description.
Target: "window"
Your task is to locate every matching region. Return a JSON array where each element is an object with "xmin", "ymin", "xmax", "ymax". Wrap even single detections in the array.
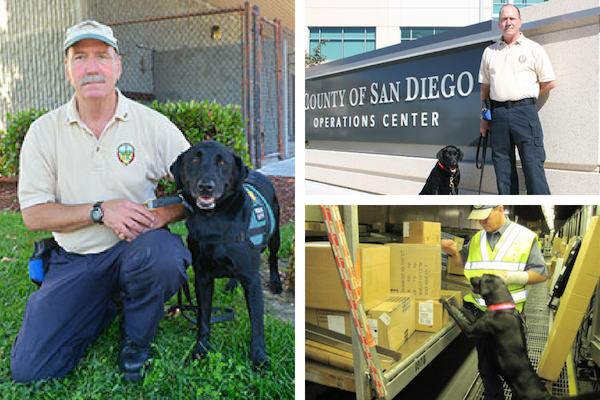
[
  {"xmin": 400, "ymin": 27, "xmax": 454, "ymax": 43},
  {"xmin": 493, "ymin": 0, "xmax": 549, "ymax": 19},
  {"xmin": 309, "ymin": 27, "xmax": 376, "ymax": 61}
]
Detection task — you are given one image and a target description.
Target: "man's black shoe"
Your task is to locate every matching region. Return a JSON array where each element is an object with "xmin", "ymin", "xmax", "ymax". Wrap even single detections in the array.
[{"xmin": 118, "ymin": 336, "xmax": 152, "ymax": 382}]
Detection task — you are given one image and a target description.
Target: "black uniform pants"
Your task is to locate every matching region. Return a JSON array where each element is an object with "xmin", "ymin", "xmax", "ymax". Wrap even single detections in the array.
[
  {"xmin": 11, "ymin": 229, "xmax": 191, "ymax": 383},
  {"xmin": 490, "ymin": 103, "xmax": 551, "ymax": 195}
]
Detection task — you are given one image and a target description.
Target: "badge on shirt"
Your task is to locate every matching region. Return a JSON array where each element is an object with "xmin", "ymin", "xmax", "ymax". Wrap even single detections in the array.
[
  {"xmin": 117, "ymin": 143, "xmax": 135, "ymax": 165},
  {"xmin": 518, "ymin": 54, "xmax": 527, "ymax": 64}
]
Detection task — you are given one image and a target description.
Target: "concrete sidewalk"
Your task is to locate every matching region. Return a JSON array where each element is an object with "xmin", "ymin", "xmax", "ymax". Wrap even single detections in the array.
[
  {"xmin": 257, "ymin": 157, "xmax": 295, "ymax": 177},
  {"xmin": 304, "ymin": 180, "xmax": 377, "ymax": 196}
]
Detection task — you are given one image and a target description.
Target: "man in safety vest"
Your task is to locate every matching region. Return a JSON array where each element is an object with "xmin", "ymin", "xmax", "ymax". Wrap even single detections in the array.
[{"xmin": 441, "ymin": 205, "xmax": 547, "ymax": 400}]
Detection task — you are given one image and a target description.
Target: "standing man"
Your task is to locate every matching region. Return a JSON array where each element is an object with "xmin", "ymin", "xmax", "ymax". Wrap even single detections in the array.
[
  {"xmin": 441, "ymin": 205, "xmax": 548, "ymax": 400},
  {"xmin": 479, "ymin": 4, "xmax": 556, "ymax": 195},
  {"xmin": 12, "ymin": 20, "xmax": 191, "ymax": 382}
]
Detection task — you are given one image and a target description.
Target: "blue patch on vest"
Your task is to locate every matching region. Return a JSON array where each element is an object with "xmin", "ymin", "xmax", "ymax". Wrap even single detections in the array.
[{"xmin": 244, "ymin": 183, "xmax": 275, "ymax": 249}]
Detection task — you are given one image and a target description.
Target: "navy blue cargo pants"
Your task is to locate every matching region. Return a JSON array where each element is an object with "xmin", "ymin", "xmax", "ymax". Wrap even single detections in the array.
[
  {"xmin": 490, "ymin": 102, "xmax": 551, "ymax": 195},
  {"xmin": 11, "ymin": 229, "xmax": 190, "ymax": 383}
]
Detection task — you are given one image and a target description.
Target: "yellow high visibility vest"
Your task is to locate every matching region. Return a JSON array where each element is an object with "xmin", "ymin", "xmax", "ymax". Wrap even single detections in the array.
[{"xmin": 464, "ymin": 221, "xmax": 537, "ymax": 312}]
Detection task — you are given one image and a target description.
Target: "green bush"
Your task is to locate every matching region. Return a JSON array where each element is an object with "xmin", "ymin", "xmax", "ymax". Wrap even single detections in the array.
[
  {"xmin": 0, "ymin": 100, "xmax": 249, "ymax": 176},
  {"xmin": 150, "ymin": 100, "xmax": 250, "ymax": 167},
  {"xmin": 0, "ymin": 109, "xmax": 47, "ymax": 176}
]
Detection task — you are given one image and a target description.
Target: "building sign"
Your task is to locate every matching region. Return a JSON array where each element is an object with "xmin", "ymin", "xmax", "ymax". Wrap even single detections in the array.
[{"xmin": 305, "ymin": 42, "xmax": 492, "ymax": 147}]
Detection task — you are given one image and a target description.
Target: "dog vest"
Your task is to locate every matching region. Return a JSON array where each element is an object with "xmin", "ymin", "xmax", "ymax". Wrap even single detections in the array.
[
  {"xmin": 463, "ymin": 221, "xmax": 537, "ymax": 312},
  {"xmin": 243, "ymin": 183, "xmax": 276, "ymax": 250}
]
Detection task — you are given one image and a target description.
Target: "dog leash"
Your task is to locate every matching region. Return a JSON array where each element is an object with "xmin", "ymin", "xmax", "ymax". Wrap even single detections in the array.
[
  {"xmin": 147, "ymin": 195, "xmax": 235, "ymax": 325},
  {"xmin": 165, "ymin": 281, "xmax": 235, "ymax": 325},
  {"xmin": 475, "ymin": 132, "xmax": 489, "ymax": 195},
  {"xmin": 145, "ymin": 193, "xmax": 194, "ymax": 212}
]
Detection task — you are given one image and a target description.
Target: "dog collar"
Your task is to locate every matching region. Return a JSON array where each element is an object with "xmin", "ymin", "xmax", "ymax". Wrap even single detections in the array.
[
  {"xmin": 487, "ymin": 303, "xmax": 516, "ymax": 311},
  {"xmin": 437, "ymin": 161, "xmax": 457, "ymax": 174}
]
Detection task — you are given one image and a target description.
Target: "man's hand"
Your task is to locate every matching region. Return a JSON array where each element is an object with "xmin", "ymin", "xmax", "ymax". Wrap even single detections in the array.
[
  {"xmin": 149, "ymin": 203, "xmax": 185, "ymax": 231},
  {"xmin": 480, "ymin": 119, "xmax": 491, "ymax": 136},
  {"xmin": 101, "ymin": 199, "xmax": 155, "ymax": 242},
  {"xmin": 440, "ymin": 239, "xmax": 457, "ymax": 255}
]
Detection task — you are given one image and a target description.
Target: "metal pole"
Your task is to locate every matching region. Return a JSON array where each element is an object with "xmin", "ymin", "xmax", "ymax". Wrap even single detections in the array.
[
  {"xmin": 275, "ymin": 18, "xmax": 284, "ymax": 160},
  {"xmin": 252, "ymin": 4, "xmax": 263, "ymax": 168}
]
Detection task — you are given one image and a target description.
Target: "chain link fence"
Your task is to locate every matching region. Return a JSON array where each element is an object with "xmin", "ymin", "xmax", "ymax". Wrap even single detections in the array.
[{"xmin": 102, "ymin": 4, "xmax": 294, "ymax": 167}]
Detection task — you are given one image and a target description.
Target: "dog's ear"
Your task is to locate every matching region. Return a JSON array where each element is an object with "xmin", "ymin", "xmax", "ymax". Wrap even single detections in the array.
[
  {"xmin": 458, "ymin": 147, "xmax": 464, "ymax": 161},
  {"xmin": 478, "ymin": 274, "xmax": 498, "ymax": 297},
  {"xmin": 233, "ymin": 153, "xmax": 249, "ymax": 184},
  {"xmin": 170, "ymin": 152, "xmax": 185, "ymax": 191},
  {"xmin": 470, "ymin": 277, "xmax": 482, "ymax": 294},
  {"xmin": 436, "ymin": 148, "xmax": 444, "ymax": 161}
]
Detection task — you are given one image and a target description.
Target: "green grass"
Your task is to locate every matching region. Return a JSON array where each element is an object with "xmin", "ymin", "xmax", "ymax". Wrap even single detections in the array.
[{"xmin": 0, "ymin": 212, "xmax": 295, "ymax": 399}]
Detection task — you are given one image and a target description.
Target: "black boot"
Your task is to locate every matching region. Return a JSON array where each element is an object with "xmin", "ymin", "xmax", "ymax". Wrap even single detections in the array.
[{"xmin": 118, "ymin": 330, "xmax": 152, "ymax": 382}]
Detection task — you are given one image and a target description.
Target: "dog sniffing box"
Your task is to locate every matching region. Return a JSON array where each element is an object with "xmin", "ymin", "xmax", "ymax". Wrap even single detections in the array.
[
  {"xmin": 402, "ymin": 221, "xmax": 441, "ymax": 244},
  {"xmin": 538, "ymin": 217, "xmax": 600, "ymax": 381},
  {"xmin": 305, "ymin": 242, "xmax": 390, "ymax": 312},
  {"xmin": 385, "ymin": 243, "xmax": 442, "ymax": 299}
]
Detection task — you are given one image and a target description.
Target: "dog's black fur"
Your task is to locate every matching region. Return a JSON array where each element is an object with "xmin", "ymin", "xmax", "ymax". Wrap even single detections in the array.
[
  {"xmin": 170, "ymin": 140, "xmax": 283, "ymax": 369},
  {"xmin": 441, "ymin": 274, "xmax": 600, "ymax": 400},
  {"xmin": 419, "ymin": 145, "xmax": 463, "ymax": 195}
]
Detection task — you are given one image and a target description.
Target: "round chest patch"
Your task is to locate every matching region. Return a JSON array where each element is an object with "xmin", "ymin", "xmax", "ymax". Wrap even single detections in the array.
[
  {"xmin": 518, "ymin": 54, "xmax": 527, "ymax": 64},
  {"xmin": 117, "ymin": 143, "xmax": 135, "ymax": 165}
]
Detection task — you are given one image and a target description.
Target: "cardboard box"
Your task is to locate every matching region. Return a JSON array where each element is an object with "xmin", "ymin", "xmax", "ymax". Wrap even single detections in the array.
[
  {"xmin": 551, "ymin": 236, "xmax": 565, "ymax": 258},
  {"xmin": 539, "ymin": 217, "xmax": 600, "ymax": 381},
  {"xmin": 305, "ymin": 222, "xmax": 326, "ymax": 231},
  {"xmin": 441, "ymin": 233, "xmax": 465, "ymax": 275},
  {"xmin": 403, "ymin": 221, "xmax": 441, "ymax": 244},
  {"xmin": 369, "ymin": 293, "xmax": 416, "ymax": 349},
  {"xmin": 306, "ymin": 292, "xmax": 416, "ymax": 350},
  {"xmin": 386, "ymin": 243, "xmax": 442, "ymax": 299},
  {"xmin": 305, "ymin": 242, "xmax": 390, "ymax": 312},
  {"xmin": 306, "ymin": 308, "xmax": 353, "ymax": 336},
  {"xmin": 415, "ymin": 290, "xmax": 461, "ymax": 332}
]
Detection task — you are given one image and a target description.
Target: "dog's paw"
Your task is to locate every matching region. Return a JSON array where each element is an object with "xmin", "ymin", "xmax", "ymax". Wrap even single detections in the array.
[
  {"xmin": 187, "ymin": 341, "xmax": 212, "ymax": 364},
  {"xmin": 269, "ymin": 280, "xmax": 283, "ymax": 295},
  {"xmin": 251, "ymin": 357, "xmax": 270, "ymax": 372}
]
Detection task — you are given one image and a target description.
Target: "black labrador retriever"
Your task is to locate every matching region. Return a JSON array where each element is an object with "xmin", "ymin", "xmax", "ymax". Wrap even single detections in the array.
[
  {"xmin": 441, "ymin": 274, "xmax": 600, "ymax": 400},
  {"xmin": 170, "ymin": 140, "xmax": 283, "ymax": 369},
  {"xmin": 419, "ymin": 145, "xmax": 463, "ymax": 195}
]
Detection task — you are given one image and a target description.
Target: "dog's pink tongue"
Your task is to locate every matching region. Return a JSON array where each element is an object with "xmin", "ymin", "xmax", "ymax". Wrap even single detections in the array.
[{"xmin": 451, "ymin": 168, "xmax": 457, "ymax": 173}]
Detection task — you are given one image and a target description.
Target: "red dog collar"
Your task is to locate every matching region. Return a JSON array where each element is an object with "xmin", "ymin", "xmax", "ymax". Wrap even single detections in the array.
[
  {"xmin": 437, "ymin": 161, "xmax": 457, "ymax": 174},
  {"xmin": 487, "ymin": 303, "xmax": 516, "ymax": 311}
]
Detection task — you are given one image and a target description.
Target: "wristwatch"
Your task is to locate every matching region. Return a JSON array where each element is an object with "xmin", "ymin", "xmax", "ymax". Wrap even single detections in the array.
[{"xmin": 90, "ymin": 201, "xmax": 104, "ymax": 224}]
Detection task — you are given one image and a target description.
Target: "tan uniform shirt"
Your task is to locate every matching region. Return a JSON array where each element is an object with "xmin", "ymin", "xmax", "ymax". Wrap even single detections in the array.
[
  {"xmin": 478, "ymin": 33, "xmax": 555, "ymax": 102},
  {"xmin": 18, "ymin": 90, "xmax": 190, "ymax": 254}
]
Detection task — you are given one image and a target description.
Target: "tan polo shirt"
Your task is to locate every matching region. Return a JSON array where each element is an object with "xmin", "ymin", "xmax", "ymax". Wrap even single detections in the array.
[
  {"xmin": 478, "ymin": 33, "xmax": 555, "ymax": 102},
  {"xmin": 18, "ymin": 90, "xmax": 190, "ymax": 254}
]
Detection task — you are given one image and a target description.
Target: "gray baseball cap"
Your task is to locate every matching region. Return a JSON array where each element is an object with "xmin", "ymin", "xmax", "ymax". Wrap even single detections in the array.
[
  {"xmin": 64, "ymin": 20, "xmax": 118, "ymax": 52},
  {"xmin": 468, "ymin": 205, "xmax": 500, "ymax": 220}
]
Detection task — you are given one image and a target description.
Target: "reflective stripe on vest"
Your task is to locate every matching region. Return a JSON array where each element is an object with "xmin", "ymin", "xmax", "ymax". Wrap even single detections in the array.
[
  {"xmin": 464, "ymin": 221, "xmax": 536, "ymax": 311},
  {"xmin": 472, "ymin": 289, "xmax": 529, "ymax": 307}
]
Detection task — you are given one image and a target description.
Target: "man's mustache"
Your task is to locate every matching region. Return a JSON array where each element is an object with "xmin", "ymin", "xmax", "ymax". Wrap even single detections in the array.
[{"xmin": 80, "ymin": 75, "xmax": 107, "ymax": 85}]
